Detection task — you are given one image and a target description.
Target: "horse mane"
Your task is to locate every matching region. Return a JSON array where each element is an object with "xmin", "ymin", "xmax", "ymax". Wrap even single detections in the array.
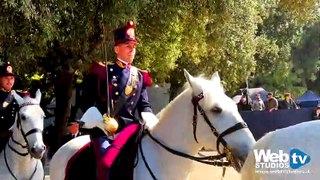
[
  {"xmin": 157, "ymin": 75, "xmax": 223, "ymax": 124},
  {"xmin": 21, "ymin": 96, "xmax": 39, "ymax": 105},
  {"xmin": 156, "ymin": 88, "xmax": 189, "ymax": 122}
]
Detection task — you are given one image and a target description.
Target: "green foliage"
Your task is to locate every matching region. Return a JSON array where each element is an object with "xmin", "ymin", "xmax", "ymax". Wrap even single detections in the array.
[
  {"xmin": 292, "ymin": 22, "xmax": 320, "ymax": 94},
  {"xmin": 137, "ymin": 0, "xmax": 260, "ymax": 96},
  {"xmin": 136, "ymin": 2, "xmax": 184, "ymax": 82},
  {"xmin": 250, "ymin": 0, "xmax": 319, "ymax": 98},
  {"xmin": 0, "ymin": 0, "xmax": 319, "ymax": 99},
  {"xmin": 204, "ymin": 0, "xmax": 259, "ymax": 93}
]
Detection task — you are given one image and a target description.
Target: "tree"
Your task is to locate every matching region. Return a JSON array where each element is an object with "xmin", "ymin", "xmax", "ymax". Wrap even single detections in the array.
[
  {"xmin": 0, "ymin": 0, "xmax": 148, "ymax": 154},
  {"xmin": 292, "ymin": 22, "xmax": 320, "ymax": 94},
  {"xmin": 0, "ymin": 0, "xmax": 318, "ymax": 154},
  {"xmin": 138, "ymin": 0, "xmax": 260, "ymax": 97},
  {"xmin": 250, "ymin": 0, "xmax": 319, "ymax": 97}
]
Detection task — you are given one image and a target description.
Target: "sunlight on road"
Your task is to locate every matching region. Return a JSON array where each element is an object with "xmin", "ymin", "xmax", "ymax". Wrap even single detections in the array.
[{"xmin": 190, "ymin": 162, "xmax": 241, "ymax": 180}]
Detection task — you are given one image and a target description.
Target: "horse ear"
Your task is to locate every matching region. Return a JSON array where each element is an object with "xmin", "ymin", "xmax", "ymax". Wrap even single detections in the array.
[
  {"xmin": 12, "ymin": 90, "xmax": 24, "ymax": 105},
  {"xmin": 35, "ymin": 89, "xmax": 42, "ymax": 104},
  {"xmin": 184, "ymin": 69, "xmax": 203, "ymax": 95},
  {"xmin": 211, "ymin": 71, "xmax": 221, "ymax": 84},
  {"xmin": 184, "ymin": 69, "xmax": 194, "ymax": 87}
]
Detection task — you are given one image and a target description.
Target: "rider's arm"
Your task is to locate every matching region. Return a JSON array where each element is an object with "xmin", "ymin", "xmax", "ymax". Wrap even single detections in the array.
[{"xmin": 137, "ymin": 70, "xmax": 153, "ymax": 113}]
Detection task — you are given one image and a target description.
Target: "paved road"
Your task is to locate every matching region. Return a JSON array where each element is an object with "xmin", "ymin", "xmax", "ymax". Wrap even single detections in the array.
[{"xmin": 190, "ymin": 162, "xmax": 241, "ymax": 180}]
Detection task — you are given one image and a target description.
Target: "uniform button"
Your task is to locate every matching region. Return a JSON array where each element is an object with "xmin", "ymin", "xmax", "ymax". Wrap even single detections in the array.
[
  {"xmin": 1, "ymin": 116, "xmax": 3, "ymax": 119},
  {"xmin": 131, "ymin": 101, "xmax": 134, "ymax": 105},
  {"xmin": 132, "ymin": 93, "xmax": 136, "ymax": 96},
  {"xmin": 113, "ymin": 76, "xmax": 116, "ymax": 79},
  {"xmin": 110, "ymin": 68, "xmax": 113, "ymax": 72},
  {"xmin": 115, "ymin": 92, "xmax": 119, "ymax": 95},
  {"xmin": 113, "ymin": 83, "xmax": 118, "ymax": 87}
]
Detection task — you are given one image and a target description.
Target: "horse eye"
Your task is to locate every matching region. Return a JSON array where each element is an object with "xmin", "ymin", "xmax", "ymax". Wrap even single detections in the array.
[
  {"xmin": 20, "ymin": 115, "xmax": 26, "ymax": 121},
  {"xmin": 211, "ymin": 106, "xmax": 222, "ymax": 113}
]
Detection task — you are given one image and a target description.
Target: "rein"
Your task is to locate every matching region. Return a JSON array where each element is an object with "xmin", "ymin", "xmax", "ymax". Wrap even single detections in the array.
[
  {"xmin": 139, "ymin": 92, "xmax": 248, "ymax": 179},
  {"xmin": 191, "ymin": 92, "xmax": 248, "ymax": 155},
  {"xmin": 145, "ymin": 130, "xmax": 229, "ymax": 166},
  {"xmin": 4, "ymin": 145, "xmax": 38, "ymax": 180},
  {"xmin": 10, "ymin": 103, "xmax": 43, "ymax": 156},
  {"xmin": 139, "ymin": 130, "xmax": 230, "ymax": 180},
  {"xmin": 4, "ymin": 102, "xmax": 42, "ymax": 180}
]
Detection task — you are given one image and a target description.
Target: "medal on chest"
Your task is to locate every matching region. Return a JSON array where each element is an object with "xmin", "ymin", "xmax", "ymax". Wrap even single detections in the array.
[
  {"xmin": 3, "ymin": 101, "xmax": 9, "ymax": 108},
  {"xmin": 125, "ymin": 85, "xmax": 133, "ymax": 95},
  {"xmin": 125, "ymin": 67, "xmax": 138, "ymax": 96}
]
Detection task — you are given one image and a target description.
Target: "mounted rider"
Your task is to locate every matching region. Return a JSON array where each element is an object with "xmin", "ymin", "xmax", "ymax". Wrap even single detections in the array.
[
  {"xmin": 79, "ymin": 20, "xmax": 158, "ymax": 180},
  {"xmin": 0, "ymin": 62, "xmax": 19, "ymax": 153}
]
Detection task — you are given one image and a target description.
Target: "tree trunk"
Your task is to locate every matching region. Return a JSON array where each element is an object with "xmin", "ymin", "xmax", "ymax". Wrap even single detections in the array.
[{"xmin": 50, "ymin": 69, "xmax": 74, "ymax": 156}]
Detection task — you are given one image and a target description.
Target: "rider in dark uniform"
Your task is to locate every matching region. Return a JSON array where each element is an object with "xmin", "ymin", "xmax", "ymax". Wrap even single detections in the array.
[
  {"xmin": 79, "ymin": 20, "xmax": 158, "ymax": 180},
  {"xmin": 80, "ymin": 21, "xmax": 155, "ymax": 132},
  {"xmin": 0, "ymin": 62, "xmax": 19, "ymax": 153}
]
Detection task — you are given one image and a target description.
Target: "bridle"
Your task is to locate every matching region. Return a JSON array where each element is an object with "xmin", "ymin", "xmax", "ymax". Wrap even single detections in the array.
[
  {"xmin": 191, "ymin": 92, "xmax": 248, "ymax": 161},
  {"xmin": 139, "ymin": 92, "xmax": 248, "ymax": 180},
  {"xmin": 4, "ymin": 102, "xmax": 42, "ymax": 180}
]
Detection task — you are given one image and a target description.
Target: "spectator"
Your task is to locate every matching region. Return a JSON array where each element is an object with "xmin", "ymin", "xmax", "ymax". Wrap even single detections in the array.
[
  {"xmin": 265, "ymin": 92, "xmax": 278, "ymax": 112},
  {"xmin": 252, "ymin": 93, "xmax": 265, "ymax": 111},
  {"xmin": 282, "ymin": 93, "xmax": 298, "ymax": 109},
  {"xmin": 62, "ymin": 121, "xmax": 82, "ymax": 144},
  {"xmin": 237, "ymin": 94, "xmax": 252, "ymax": 111},
  {"xmin": 312, "ymin": 106, "xmax": 320, "ymax": 120}
]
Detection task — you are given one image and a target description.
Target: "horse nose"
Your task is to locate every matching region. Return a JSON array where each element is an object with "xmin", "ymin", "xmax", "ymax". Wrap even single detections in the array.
[{"xmin": 31, "ymin": 144, "xmax": 46, "ymax": 155}]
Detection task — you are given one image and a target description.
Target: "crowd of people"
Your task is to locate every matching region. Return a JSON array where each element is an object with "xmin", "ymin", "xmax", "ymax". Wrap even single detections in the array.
[
  {"xmin": 236, "ymin": 90, "xmax": 320, "ymax": 120},
  {"xmin": 237, "ymin": 91, "xmax": 299, "ymax": 112}
]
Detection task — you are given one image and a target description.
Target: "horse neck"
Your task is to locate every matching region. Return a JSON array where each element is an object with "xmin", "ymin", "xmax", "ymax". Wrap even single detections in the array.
[
  {"xmin": 151, "ymin": 90, "xmax": 202, "ymax": 155},
  {"xmin": 7, "ymin": 124, "xmax": 32, "ymax": 163},
  {"xmin": 137, "ymin": 91, "xmax": 202, "ymax": 179},
  {"xmin": 4, "ymin": 140, "xmax": 38, "ymax": 179}
]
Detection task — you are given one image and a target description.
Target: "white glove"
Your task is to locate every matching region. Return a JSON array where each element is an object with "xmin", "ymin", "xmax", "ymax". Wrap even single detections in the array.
[
  {"xmin": 80, "ymin": 107, "xmax": 106, "ymax": 134},
  {"xmin": 141, "ymin": 112, "xmax": 159, "ymax": 130}
]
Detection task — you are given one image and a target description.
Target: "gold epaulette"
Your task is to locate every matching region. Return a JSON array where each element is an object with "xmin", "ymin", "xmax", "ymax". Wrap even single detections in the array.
[
  {"xmin": 95, "ymin": 61, "xmax": 114, "ymax": 67},
  {"xmin": 106, "ymin": 61, "xmax": 114, "ymax": 65}
]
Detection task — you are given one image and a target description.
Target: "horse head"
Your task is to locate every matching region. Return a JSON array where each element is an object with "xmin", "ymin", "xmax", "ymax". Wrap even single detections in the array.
[
  {"xmin": 12, "ymin": 89, "xmax": 46, "ymax": 159},
  {"xmin": 182, "ymin": 69, "xmax": 256, "ymax": 172}
]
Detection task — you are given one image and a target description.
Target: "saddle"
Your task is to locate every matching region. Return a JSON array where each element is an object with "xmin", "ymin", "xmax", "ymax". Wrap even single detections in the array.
[{"xmin": 65, "ymin": 124, "xmax": 141, "ymax": 180}]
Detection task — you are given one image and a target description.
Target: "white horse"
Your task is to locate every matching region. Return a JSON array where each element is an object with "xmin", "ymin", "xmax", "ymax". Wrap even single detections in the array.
[
  {"xmin": 0, "ymin": 90, "xmax": 46, "ymax": 180},
  {"xmin": 241, "ymin": 120, "xmax": 320, "ymax": 180},
  {"xmin": 50, "ymin": 70, "xmax": 256, "ymax": 180}
]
